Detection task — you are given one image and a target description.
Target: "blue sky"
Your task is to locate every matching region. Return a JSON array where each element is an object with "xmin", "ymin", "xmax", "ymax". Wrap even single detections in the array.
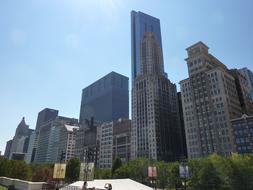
[{"xmin": 0, "ymin": 0, "xmax": 253, "ymax": 153}]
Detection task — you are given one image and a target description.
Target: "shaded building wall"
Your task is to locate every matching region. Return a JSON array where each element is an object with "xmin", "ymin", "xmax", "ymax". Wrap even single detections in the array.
[
  {"xmin": 239, "ymin": 68, "xmax": 253, "ymax": 102},
  {"xmin": 230, "ymin": 69, "xmax": 253, "ymax": 115},
  {"xmin": 79, "ymin": 72, "xmax": 129, "ymax": 124},
  {"xmin": 74, "ymin": 119, "xmax": 100, "ymax": 166},
  {"xmin": 35, "ymin": 108, "xmax": 58, "ymax": 131},
  {"xmin": 113, "ymin": 119, "xmax": 131, "ymax": 163},
  {"xmin": 231, "ymin": 115, "xmax": 253, "ymax": 154},
  {"xmin": 131, "ymin": 12, "xmax": 183, "ymax": 162},
  {"xmin": 4, "ymin": 140, "xmax": 12, "ymax": 158},
  {"xmin": 177, "ymin": 92, "xmax": 188, "ymax": 159}
]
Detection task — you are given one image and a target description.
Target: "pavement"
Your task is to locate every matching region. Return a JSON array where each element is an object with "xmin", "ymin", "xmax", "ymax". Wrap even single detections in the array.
[{"xmin": 61, "ymin": 179, "xmax": 153, "ymax": 190}]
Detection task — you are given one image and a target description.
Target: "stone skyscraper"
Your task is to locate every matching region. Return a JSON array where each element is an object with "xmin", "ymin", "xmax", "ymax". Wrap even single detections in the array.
[
  {"xmin": 131, "ymin": 11, "xmax": 183, "ymax": 161},
  {"xmin": 239, "ymin": 67, "xmax": 253, "ymax": 101},
  {"xmin": 180, "ymin": 42, "xmax": 242, "ymax": 159}
]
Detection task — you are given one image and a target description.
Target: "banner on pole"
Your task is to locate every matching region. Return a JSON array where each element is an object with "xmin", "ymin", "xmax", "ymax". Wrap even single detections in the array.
[
  {"xmin": 53, "ymin": 163, "xmax": 66, "ymax": 179},
  {"xmin": 79, "ymin": 162, "xmax": 94, "ymax": 181},
  {"xmin": 148, "ymin": 166, "xmax": 157, "ymax": 178}
]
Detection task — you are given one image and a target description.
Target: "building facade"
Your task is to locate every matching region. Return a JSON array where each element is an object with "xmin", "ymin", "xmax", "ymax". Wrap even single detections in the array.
[
  {"xmin": 131, "ymin": 11, "xmax": 183, "ymax": 161},
  {"xmin": 35, "ymin": 116, "xmax": 78, "ymax": 163},
  {"xmin": 231, "ymin": 114, "xmax": 253, "ymax": 154},
  {"xmin": 25, "ymin": 131, "xmax": 36, "ymax": 163},
  {"xmin": 4, "ymin": 140, "xmax": 12, "ymax": 159},
  {"xmin": 239, "ymin": 67, "xmax": 253, "ymax": 101},
  {"xmin": 79, "ymin": 71, "xmax": 129, "ymax": 124},
  {"xmin": 99, "ymin": 122, "xmax": 113, "ymax": 168},
  {"xmin": 75, "ymin": 119, "xmax": 99, "ymax": 166},
  {"xmin": 27, "ymin": 108, "xmax": 59, "ymax": 163},
  {"xmin": 113, "ymin": 119, "xmax": 131, "ymax": 163},
  {"xmin": 8, "ymin": 117, "xmax": 34, "ymax": 160},
  {"xmin": 131, "ymin": 11, "xmax": 165, "ymax": 82},
  {"xmin": 98, "ymin": 118, "xmax": 131, "ymax": 168},
  {"xmin": 180, "ymin": 42, "xmax": 242, "ymax": 159},
  {"xmin": 35, "ymin": 108, "xmax": 59, "ymax": 131},
  {"xmin": 177, "ymin": 92, "xmax": 188, "ymax": 159},
  {"xmin": 229, "ymin": 69, "xmax": 253, "ymax": 115},
  {"xmin": 58, "ymin": 124, "xmax": 79, "ymax": 162}
]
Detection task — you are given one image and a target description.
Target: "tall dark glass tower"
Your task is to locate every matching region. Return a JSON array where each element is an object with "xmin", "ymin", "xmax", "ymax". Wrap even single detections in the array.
[
  {"xmin": 35, "ymin": 108, "xmax": 59, "ymax": 131},
  {"xmin": 131, "ymin": 11, "xmax": 183, "ymax": 161},
  {"xmin": 79, "ymin": 71, "xmax": 129, "ymax": 124},
  {"xmin": 131, "ymin": 11, "xmax": 165, "ymax": 82}
]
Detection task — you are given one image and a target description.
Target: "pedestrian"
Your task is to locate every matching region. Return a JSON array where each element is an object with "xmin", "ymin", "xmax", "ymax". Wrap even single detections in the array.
[
  {"xmin": 104, "ymin": 183, "xmax": 112, "ymax": 190},
  {"xmin": 82, "ymin": 181, "xmax": 88, "ymax": 190}
]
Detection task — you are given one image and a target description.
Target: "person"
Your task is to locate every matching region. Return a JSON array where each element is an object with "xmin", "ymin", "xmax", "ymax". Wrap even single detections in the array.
[
  {"xmin": 82, "ymin": 181, "xmax": 88, "ymax": 190},
  {"xmin": 104, "ymin": 183, "xmax": 112, "ymax": 190}
]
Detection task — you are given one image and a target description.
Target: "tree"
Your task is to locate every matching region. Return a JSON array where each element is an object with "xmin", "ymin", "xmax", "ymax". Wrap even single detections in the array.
[
  {"xmin": 94, "ymin": 168, "xmax": 111, "ymax": 179},
  {"xmin": 111, "ymin": 157, "xmax": 122, "ymax": 178},
  {"xmin": 0, "ymin": 157, "xmax": 11, "ymax": 177},
  {"xmin": 154, "ymin": 161, "xmax": 169, "ymax": 190},
  {"xmin": 30, "ymin": 163, "xmax": 54, "ymax": 182},
  {"xmin": 127, "ymin": 157, "xmax": 149, "ymax": 185},
  {"xmin": 113, "ymin": 164, "xmax": 129, "ymax": 179},
  {"xmin": 65, "ymin": 157, "xmax": 80, "ymax": 183},
  {"xmin": 9, "ymin": 160, "xmax": 32, "ymax": 180},
  {"xmin": 225, "ymin": 153, "xmax": 253, "ymax": 190},
  {"xmin": 188, "ymin": 156, "xmax": 225, "ymax": 190},
  {"xmin": 168, "ymin": 162, "xmax": 182, "ymax": 190},
  {"xmin": 88, "ymin": 154, "xmax": 253, "ymax": 189}
]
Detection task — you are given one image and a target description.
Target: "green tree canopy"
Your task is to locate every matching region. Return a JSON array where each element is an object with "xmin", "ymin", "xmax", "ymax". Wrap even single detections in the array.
[
  {"xmin": 111, "ymin": 157, "xmax": 122, "ymax": 178},
  {"xmin": 65, "ymin": 157, "xmax": 80, "ymax": 183}
]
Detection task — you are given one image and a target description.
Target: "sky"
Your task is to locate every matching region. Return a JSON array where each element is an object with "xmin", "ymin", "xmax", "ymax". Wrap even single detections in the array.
[{"xmin": 0, "ymin": 0, "xmax": 253, "ymax": 153}]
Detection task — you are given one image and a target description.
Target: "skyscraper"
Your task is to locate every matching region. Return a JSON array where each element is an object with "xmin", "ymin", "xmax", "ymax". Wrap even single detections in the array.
[
  {"xmin": 9, "ymin": 117, "xmax": 34, "ymax": 159},
  {"xmin": 35, "ymin": 108, "xmax": 59, "ymax": 131},
  {"xmin": 97, "ymin": 118, "xmax": 131, "ymax": 168},
  {"xmin": 74, "ymin": 119, "xmax": 100, "ymax": 165},
  {"xmin": 131, "ymin": 11, "xmax": 183, "ymax": 161},
  {"xmin": 28, "ymin": 108, "xmax": 59, "ymax": 163},
  {"xmin": 79, "ymin": 71, "xmax": 129, "ymax": 124},
  {"xmin": 229, "ymin": 69, "xmax": 253, "ymax": 115},
  {"xmin": 35, "ymin": 116, "xmax": 78, "ymax": 163},
  {"xmin": 239, "ymin": 67, "xmax": 253, "ymax": 101},
  {"xmin": 131, "ymin": 11, "xmax": 165, "ymax": 82},
  {"xmin": 180, "ymin": 42, "xmax": 242, "ymax": 158},
  {"xmin": 4, "ymin": 140, "xmax": 12, "ymax": 159}
]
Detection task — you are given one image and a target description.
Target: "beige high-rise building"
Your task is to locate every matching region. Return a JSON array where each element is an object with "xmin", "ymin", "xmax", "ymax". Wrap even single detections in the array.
[
  {"xmin": 97, "ymin": 118, "xmax": 131, "ymax": 168},
  {"xmin": 180, "ymin": 42, "xmax": 242, "ymax": 158}
]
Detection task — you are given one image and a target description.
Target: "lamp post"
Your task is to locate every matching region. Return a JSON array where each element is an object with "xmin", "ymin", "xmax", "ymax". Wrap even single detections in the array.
[{"xmin": 83, "ymin": 148, "xmax": 92, "ymax": 182}]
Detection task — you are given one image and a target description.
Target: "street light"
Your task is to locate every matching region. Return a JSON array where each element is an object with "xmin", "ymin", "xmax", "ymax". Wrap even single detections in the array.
[{"xmin": 83, "ymin": 148, "xmax": 93, "ymax": 182}]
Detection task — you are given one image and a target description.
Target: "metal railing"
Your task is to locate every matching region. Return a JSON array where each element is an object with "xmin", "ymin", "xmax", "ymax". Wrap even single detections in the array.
[{"xmin": 60, "ymin": 186, "xmax": 81, "ymax": 190}]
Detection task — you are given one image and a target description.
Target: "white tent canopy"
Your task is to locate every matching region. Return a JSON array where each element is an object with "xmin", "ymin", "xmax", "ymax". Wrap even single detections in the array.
[{"xmin": 61, "ymin": 179, "xmax": 153, "ymax": 190}]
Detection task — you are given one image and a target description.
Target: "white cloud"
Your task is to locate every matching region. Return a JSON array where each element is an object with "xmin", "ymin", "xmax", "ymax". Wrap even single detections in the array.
[{"xmin": 10, "ymin": 29, "xmax": 27, "ymax": 47}]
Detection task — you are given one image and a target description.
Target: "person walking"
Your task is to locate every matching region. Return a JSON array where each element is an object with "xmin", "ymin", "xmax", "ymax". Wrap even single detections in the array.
[{"xmin": 82, "ymin": 181, "xmax": 88, "ymax": 190}]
